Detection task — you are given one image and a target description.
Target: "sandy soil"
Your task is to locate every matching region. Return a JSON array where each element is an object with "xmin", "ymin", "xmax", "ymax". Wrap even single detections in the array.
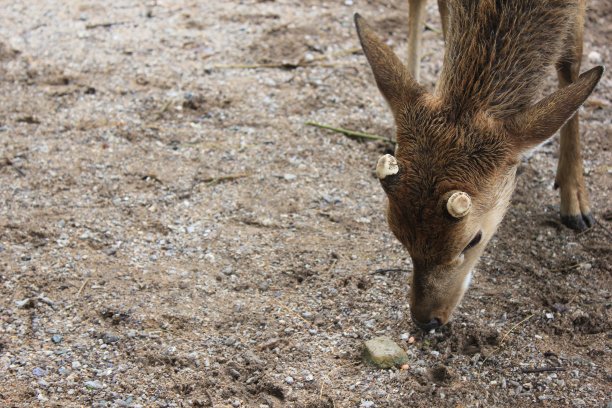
[{"xmin": 0, "ymin": 1, "xmax": 610, "ymax": 407}]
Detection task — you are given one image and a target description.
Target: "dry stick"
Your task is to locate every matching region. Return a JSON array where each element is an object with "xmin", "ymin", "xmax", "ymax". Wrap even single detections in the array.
[
  {"xmin": 85, "ymin": 21, "xmax": 128, "ymax": 30},
  {"xmin": 209, "ymin": 47, "xmax": 362, "ymax": 70},
  {"xmin": 550, "ymin": 262, "xmax": 588, "ymax": 273},
  {"xmin": 1, "ymin": 157, "xmax": 26, "ymax": 177},
  {"xmin": 480, "ymin": 314, "xmax": 535, "ymax": 370},
  {"xmin": 305, "ymin": 122, "xmax": 394, "ymax": 144},
  {"xmin": 372, "ymin": 268, "xmax": 410, "ymax": 275},
  {"xmin": 326, "ymin": 258, "xmax": 338, "ymax": 273},
  {"xmin": 424, "ymin": 22, "xmax": 441, "ymax": 34},
  {"xmin": 269, "ymin": 298, "xmax": 314, "ymax": 328},
  {"xmin": 595, "ymin": 218, "xmax": 612, "ymax": 239},
  {"xmin": 154, "ymin": 100, "xmax": 173, "ymax": 119},
  {"xmin": 76, "ymin": 278, "xmax": 90, "ymax": 297},
  {"xmin": 198, "ymin": 173, "xmax": 250, "ymax": 186},
  {"xmin": 498, "ymin": 314, "xmax": 535, "ymax": 346},
  {"xmin": 211, "ymin": 62, "xmax": 300, "ymax": 69},
  {"xmin": 521, "ymin": 366, "xmax": 566, "ymax": 374}
]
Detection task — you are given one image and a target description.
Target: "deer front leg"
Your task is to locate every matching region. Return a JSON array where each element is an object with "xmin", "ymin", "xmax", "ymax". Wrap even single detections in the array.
[
  {"xmin": 437, "ymin": 0, "xmax": 448, "ymax": 40},
  {"xmin": 408, "ymin": 0, "xmax": 427, "ymax": 81},
  {"xmin": 554, "ymin": 1, "xmax": 593, "ymax": 231},
  {"xmin": 554, "ymin": 110, "xmax": 593, "ymax": 230}
]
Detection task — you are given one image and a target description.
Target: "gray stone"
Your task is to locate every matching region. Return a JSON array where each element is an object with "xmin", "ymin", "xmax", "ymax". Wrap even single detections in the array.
[
  {"xmin": 102, "ymin": 333, "xmax": 120, "ymax": 344},
  {"xmin": 32, "ymin": 367, "xmax": 47, "ymax": 377},
  {"xmin": 363, "ymin": 336, "xmax": 408, "ymax": 368},
  {"xmin": 84, "ymin": 380, "xmax": 104, "ymax": 390}
]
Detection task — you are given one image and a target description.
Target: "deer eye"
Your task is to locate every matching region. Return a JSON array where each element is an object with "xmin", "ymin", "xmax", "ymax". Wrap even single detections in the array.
[{"xmin": 463, "ymin": 231, "xmax": 482, "ymax": 253}]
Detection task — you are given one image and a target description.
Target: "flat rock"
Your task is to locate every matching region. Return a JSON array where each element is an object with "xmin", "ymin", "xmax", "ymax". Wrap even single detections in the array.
[{"xmin": 363, "ymin": 336, "xmax": 408, "ymax": 368}]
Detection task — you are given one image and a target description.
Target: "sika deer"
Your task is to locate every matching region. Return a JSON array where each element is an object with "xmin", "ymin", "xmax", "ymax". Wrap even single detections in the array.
[{"xmin": 354, "ymin": 0, "xmax": 603, "ymax": 330}]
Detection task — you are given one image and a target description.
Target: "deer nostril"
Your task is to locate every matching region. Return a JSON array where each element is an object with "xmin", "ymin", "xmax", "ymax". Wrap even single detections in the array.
[{"xmin": 416, "ymin": 318, "xmax": 442, "ymax": 331}]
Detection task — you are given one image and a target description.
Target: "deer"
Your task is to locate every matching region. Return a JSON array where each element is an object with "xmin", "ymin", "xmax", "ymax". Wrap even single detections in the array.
[{"xmin": 353, "ymin": 0, "xmax": 603, "ymax": 331}]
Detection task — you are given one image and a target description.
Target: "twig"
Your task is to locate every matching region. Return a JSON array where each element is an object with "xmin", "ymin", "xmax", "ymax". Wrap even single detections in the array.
[
  {"xmin": 566, "ymin": 293, "xmax": 579, "ymax": 306},
  {"xmin": 1, "ymin": 157, "xmax": 26, "ymax": 177},
  {"xmin": 86, "ymin": 21, "xmax": 128, "ymax": 30},
  {"xmin": 595, "ymin": 218, "xmax": 612, "ymax": 239},
  {"xmin": 424, "ymin": 22, "xmax": 441, "ymax": 34},
  {"xmin": 549, "ymin": 262, "xmax": 588, "ymax": 273},
  {"xmin": 76, "ymin": 278, "xmax": 89, "ymax": 297},
  {"xmin": 372, "ymin": 268, "xmax": 410, "ymax": 275},
  {"xmin": 155, "ymin": 100, "xmax": 173, "ymax": 118},
  {"xmin": 305, "ymin": 122, "xmax": 394, "ymax": 144},
  {"xmin": 480, "ymin": 314, "xmax": 535, "ymax": 370},
  {"xmin": 521, "ymin": 366, "xmax": 566, "ymax": 374},
  {"xmin": 210, "ymin": 62, "xmax": 302, "ymax": 70},
  {"xmin": 196, "ymin": 173, "xmax": 249, "ymax": 186},
  {"xmin": 498, "ymin": 314, "xmax": 534, "ymax": 346},
  {"xmin": 208, "ymin": 47, "xmax": 362, "ymax": 71}
]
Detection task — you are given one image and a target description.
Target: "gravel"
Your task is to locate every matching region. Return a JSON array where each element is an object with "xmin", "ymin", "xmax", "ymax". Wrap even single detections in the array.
[{"xmin": 0, "ymin": 0, "xmax": 609, "ymax": 406}]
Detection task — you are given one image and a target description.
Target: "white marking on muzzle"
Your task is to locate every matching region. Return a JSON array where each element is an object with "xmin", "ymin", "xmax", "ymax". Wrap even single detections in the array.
[{"xmin": 461, "ymin": 270, "xmax": 473, "ymax": 293}]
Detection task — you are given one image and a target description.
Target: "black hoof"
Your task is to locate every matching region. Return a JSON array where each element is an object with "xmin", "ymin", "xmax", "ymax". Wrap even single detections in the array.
[
  {"xmin": 415, "ymin": 318, "xmax": 442, "ymax": 332},
  {"xmin": 561, "ymin": 213, "xmax": 594, "ymax": 231}
]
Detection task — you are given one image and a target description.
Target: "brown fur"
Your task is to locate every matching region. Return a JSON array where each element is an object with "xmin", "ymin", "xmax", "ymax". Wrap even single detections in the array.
[
  {"xmin": 437, "ymin": 0, "xmax": 578, "ymax": 119},
  {"xmin": 354, "ymin": 0, "xmax": 603, "ymax": 328}
]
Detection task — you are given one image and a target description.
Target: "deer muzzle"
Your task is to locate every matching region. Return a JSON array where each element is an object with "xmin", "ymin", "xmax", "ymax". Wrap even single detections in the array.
[{"xmin": 410, "ymin": 259, "xmax": 474, "ymax": 330}]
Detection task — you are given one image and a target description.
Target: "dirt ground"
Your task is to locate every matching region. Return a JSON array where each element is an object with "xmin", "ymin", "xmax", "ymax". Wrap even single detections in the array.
[{"xmin": 0, "ymin": 1, "xmax": 610, "ymax": 407}]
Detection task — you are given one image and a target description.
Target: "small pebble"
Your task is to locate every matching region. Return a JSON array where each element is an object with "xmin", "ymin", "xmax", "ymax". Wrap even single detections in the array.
[
  {"xmin": 228, "ymin": 368, "xmax": 240, "ymax": 379},
  {"xmin": 32, "ymin": 367, "xmax": 47, "ymax": 377},
  {"xmin": 52, "ymin": 334, "xmax": 63, "ymax": 344},
  {"xmin": 84, "ymin": 380, "xmax": 104, "ymax": 390},
  {"xmin": 102, "ymin": 333, "xmax": 120, "ymax": 344},
  {"xmin": 285, "ymin": 376, "xmax": 294, "ymax": 385},
  {"xmin": 363, "ymin": 336, "xmax": 409, "ymax": 368}
]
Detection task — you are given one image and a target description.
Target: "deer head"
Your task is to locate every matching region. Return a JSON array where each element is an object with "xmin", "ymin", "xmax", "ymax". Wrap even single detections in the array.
[{"xmin": 355, "ymin": 14, "xmax": 602, "ymax": 330}]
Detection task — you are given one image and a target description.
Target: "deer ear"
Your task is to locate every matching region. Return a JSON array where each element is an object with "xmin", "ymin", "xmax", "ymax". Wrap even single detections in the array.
[
  {"xmin": 509, "ymin": 66, "xmax": 604, "ymax": 150},
  {"xmin": 354, "ymin": 13, "xmax": 423, "ymax": 114}
]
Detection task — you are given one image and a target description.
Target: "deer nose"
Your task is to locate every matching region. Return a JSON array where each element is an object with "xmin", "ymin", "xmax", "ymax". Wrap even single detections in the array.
[{"xmin": 415, "ymin": 318, "xmax": 442, "ymax": 331}]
